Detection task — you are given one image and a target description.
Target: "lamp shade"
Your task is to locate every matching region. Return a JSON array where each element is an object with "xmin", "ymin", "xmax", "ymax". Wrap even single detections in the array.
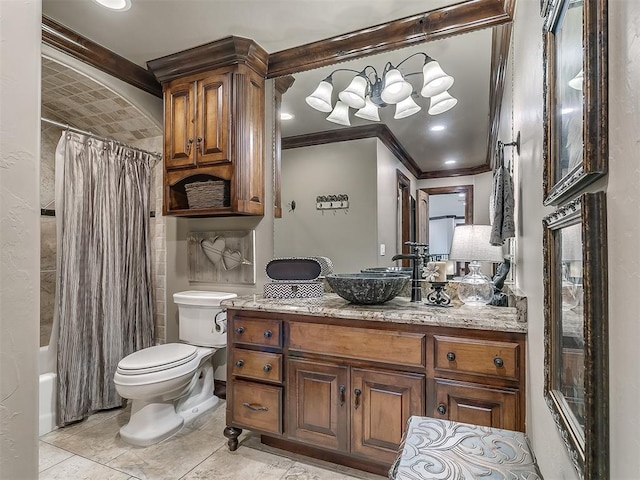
[
  {"xmin": 568, "ymin": 68, "xmax": 583, "ymax": 91},
  {"xmin": 326, "ymin": 100, "xmax": 351, "ymax": 126},
  {"xmin": 305, "ymin": 79, "xmax": 334, "ymax": 112},
  {"xmin": 449, "ymin": 225, "xmax": 504, "ymax": 263},
  {"xmin": 421, "ymin": 60, "xmax": 454, "ymax": 97},
  {"xmin": 428, "ymin": 90, "xmax": 458, "ymax": 115},
  {"xmin": 394, "ymin": 95, "xmax": 421, "ymax": 119},
  {"xmin": 338, "ymin": 75, "xmax": 368, "ymax": 109},
  {"xmin": 354, "ymin": 96, "xmax": 381, "ymax": 121},
  {"xmin": 381, "ymin": 69, "xmax": 413, "ymax": 104}
]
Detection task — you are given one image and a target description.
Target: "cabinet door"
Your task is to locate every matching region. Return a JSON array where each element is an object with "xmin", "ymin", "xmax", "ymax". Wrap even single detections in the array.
[
  {"xmin": 164, "ymin": 80, "xmax": 196, "ymax": 169},
  {"xmin": 196, "ymin": 73, "xmax": 230, "ymax": 165},
  {"xmin": 434, "ymin": 379, "xmax": 520, "ymax": 431},
  {"xmin": 287, "ymin": 358, "xmax": 348, "ymax": 451},
  {"xmin": 351, "ymin": 368, "xmax": 424, "ymax": 464}
]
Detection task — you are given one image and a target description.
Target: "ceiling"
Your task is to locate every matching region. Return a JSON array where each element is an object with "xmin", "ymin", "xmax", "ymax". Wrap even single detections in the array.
[{"xmin": 41, "ymin": 0, "xmax": 504, "ymax": 175}]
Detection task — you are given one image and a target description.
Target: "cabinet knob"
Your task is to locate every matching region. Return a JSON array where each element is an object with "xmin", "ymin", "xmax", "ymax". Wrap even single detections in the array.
[
  {"xmin": 235, "ymin": 326, "xmax": 244, "ymax": 335},
  {"xmin": 437, "ymin": 404, "xmax": 447, "ymax": 415},
  {"xmin": 339, "ymin": 385, "xmax": 346, "ymax": 406},
  {"xmin": 196, "ymin": 137, "xmax": 203, "ymax": 153},
  {"xmin": 446, "ymin": 351, "xmax": 456, "ymax": 362},
  {"xmin": 494, "ymin": 357, "xmax": 504, "ymax": 368},
  {"xmin": 186, "ymin": 138, "xmax": 194, "ymax": 154},
  {"xmin": 263, "ymin": 364, "xmax": 272, "ymax": 373},
  {"xmin": 235, "ymin": 360, "xmax": 244, "ymax": 368},
  {"xmin": 263, "ymin": 330, "xmax": 273, "ymax": 338},
  {"xmin": 354, "ymin": 388, "xmax": 362, "ymax": 410}
]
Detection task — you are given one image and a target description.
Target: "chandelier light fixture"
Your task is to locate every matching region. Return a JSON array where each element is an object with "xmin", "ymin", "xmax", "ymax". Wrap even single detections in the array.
[{"xmin": 305, "ymin": 52, "xmax": 457, "ymax": 126}]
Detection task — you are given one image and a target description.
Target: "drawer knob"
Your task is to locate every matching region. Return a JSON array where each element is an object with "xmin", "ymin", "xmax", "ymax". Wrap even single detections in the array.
[
  {"xmin": 354, "ymin": 388, "xmax": 362, "ymax": 410},
  {"xmin": 494, "ymin": 357, "xmax": 504, "ymax": 368},
  {"xmin": 437, "ymin": 404, "xmax": 447, "ymax": 415},
  {"xmin": 242, "ymin": 402, "xmax": 269, "ymax": 412},
  {"xmin": 235, "ymin": 360, "xmax": 244, "ymax": 368},
  {"xmin": 446, "ymin": 351, "xmax": 456, "ymax": 362},
  {"xmin": 263, "ymin": 330, "xmax": 273, "ymax": 338},
  {"xmin": 235, "ymin": 326, "xmax": 245, "ymax": 335},
  {"xmin": 263, "ymin": 363, "xmax": 272, "ymax": 373}
]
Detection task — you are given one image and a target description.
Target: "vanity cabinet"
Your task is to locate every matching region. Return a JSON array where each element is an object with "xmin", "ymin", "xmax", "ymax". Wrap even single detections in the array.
[
  {"xmin": 147, "ymin": 36, "xmax": 267, "ymax": 217},
  {"xmin": 224, "ymin": 306, "xmax": 526, "ymax": 476}
]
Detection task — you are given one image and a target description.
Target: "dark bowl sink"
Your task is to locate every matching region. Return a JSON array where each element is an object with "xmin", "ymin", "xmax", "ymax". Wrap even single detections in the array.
[{"xmin": 326, "ymin": 273, "xmax": 410, "ymax": 305}]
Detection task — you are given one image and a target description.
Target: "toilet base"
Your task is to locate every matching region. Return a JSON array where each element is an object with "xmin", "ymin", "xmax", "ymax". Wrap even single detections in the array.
[{"xmin": 119, "ymin": 401, "xmax": 184, "ymax": 447}]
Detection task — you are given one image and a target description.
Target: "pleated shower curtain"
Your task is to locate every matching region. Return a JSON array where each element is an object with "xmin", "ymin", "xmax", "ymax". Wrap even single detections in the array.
[{"xmin": 54, "ymin": 131, "xmax": 155, "ymax": 426}]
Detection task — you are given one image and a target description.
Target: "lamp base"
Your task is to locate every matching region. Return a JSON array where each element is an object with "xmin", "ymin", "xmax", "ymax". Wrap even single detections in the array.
[{"xmin": 457, "ymin": 261, "xmax": 493, "ymax": 306}]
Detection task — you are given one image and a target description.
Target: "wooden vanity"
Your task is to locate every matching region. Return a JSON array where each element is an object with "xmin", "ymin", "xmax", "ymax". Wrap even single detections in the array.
[{"xmin": 221, "ymin": 294, "xmax": 527, "ymax": 476}]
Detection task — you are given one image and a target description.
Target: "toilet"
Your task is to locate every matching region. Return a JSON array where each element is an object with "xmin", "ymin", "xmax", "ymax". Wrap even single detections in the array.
[{"xmin": 114, "ymin": 290, "xmax": 237, "ymax": 446}]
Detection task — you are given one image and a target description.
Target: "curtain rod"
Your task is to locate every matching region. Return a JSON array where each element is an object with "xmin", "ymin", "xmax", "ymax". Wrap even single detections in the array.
[{"xmin": 40, "ymin": 117, "xmax": 163, "ymax": 163}]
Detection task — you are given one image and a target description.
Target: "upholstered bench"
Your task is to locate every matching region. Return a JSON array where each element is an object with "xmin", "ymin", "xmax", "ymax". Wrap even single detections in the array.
[{"xmin": 389, "ymin": 417, "xmax": 542, "ymax": 479}]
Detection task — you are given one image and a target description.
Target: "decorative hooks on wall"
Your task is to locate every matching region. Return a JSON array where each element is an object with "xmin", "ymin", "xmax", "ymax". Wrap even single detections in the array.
[{"xmin": 316, "ymin": 194, "xmax": 349, "ymax": 214}]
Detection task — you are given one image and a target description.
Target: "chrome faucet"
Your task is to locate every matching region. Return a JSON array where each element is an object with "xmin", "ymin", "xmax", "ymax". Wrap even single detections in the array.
[{"xmin": 392, "ymin": 242, "xmax": 429, "ymax": 302}]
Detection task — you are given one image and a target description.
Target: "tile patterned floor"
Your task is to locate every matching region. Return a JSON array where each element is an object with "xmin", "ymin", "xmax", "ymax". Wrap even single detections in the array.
[{"xmin": 39, "ymin": 401, "xmax": 387, "ymax": 480}]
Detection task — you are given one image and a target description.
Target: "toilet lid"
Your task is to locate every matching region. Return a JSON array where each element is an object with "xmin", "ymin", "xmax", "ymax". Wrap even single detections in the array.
[{"xmin": 117, "ymin": 344, "xmax": 198, "ymax": 375}]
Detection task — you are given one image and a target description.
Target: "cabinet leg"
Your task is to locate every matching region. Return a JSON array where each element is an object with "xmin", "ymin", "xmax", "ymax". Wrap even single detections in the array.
[{"xmin": 223, "ymin": 426, "xmax": 242, "ymax": 451}]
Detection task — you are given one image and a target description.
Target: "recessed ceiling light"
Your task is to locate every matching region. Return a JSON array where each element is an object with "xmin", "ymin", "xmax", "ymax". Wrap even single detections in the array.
[
  {"xmin": 280, "ymin": 112, "xmax": 295, "ymax": 121},
  {"xmin": 92, "ymin": 0, "xmax": 132, "ymax": 11},
  {"xmin": 445, "ymin": 160, "xmax": 456, "ymax": 165},
  {"xmin": 561, "ymin": 107, "xmax": 574, "ymax": 115},
  {"xmin": 430, "ymin": 125, "xmax": 446, "ymax": 132}
]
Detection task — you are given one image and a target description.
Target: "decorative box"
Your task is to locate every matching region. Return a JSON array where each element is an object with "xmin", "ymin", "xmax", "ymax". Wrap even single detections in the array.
[
  {"xmin": 263, "ymin": 281, "xmax": 324, "ymax": 299},
  {"xmin": 265, "ymin": 256, "xmax": 333, "ymax": 282}
]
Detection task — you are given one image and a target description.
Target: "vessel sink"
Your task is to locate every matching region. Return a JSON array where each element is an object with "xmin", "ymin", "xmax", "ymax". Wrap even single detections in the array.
[{"xmin": 326, "ymin": 273, "xmax": 410, "ymax": 305}]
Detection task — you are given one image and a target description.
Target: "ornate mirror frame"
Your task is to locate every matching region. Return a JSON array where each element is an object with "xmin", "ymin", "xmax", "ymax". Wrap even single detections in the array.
[
  {"xmin": 543, "ymin": 191, "xmax": 608, "ymax": 479},
  {"xmin": 542, "ymin": 0, "xmax": 608, "ymax": 206}
]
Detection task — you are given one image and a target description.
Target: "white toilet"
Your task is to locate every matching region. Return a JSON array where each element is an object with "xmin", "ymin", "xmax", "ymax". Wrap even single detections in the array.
[{"xmin": 114, "ymin": 290, "xmax": 237, "ymax": 446}]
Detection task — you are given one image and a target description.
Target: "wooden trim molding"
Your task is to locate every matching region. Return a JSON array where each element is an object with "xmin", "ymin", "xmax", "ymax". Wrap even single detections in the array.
[
  {"xmin": 267, "ymin": 0, "xmax": 514, "ymax": 78},
  {"xmin": 42, "ymin": 16, "xmax": 162, "ymax": 98},
  {"xmin": 147, "ymin": 36, "xmax": 269, "ymax": 84},
  {"xmin": 273, "ymin": 76, "xmax": 296, "ymax": 219},
  {"xmin": 421, "ymin": 185, "xmax": 474, "ymax": 224}
]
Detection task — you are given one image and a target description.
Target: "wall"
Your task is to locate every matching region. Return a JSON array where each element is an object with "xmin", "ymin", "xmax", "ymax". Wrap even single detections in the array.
[
  {"xmin": 0, "ymin": 0, "xmax": 41, "ymax": 478},
  {"xmin": 507, "ymin": 1, "xmax": 640, "ymax": 477},
  {"xmin": 376, "ymin": 139, "xmax": 418, "ymax": 266}
]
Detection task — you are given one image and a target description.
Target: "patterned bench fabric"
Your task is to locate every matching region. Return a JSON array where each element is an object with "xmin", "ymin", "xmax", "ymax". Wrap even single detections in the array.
[{"xmin": 389, "ymin": 417, "xmax": 543, "ymax": 480}]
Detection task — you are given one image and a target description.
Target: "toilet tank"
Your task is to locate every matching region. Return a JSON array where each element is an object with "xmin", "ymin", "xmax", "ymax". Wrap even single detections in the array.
[{"xmin": 173, "ymin": 291, "xmax": 237, "ymax": 347}]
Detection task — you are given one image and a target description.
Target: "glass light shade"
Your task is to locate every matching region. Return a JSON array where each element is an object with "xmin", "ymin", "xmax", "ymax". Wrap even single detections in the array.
[
  {"xmin": 305, "ymin": 80, "xmax": 334, "ymax": 112},
  {"xmin": 421, "ymin": 60, "xmax": 454, "ymax": 97},
  {"xmin": 326, "ymin": 101, "xmax": 351, "ymax": 126},
  {"xmin": 428, "ymin": 90, "xmax": 458, "ymax": 115},
  {"xmin": 354, "ymin": 96, "xmax": 380, "ymax": 121},
  {"xmin": 92, "ymin": 0, "xmax": 131, "ymax": 10},
  {"xmin": 394, "ymin": 95, "xmax": 421, "ymax": 119},
  {"xmin": 568, "ymin": 68, "xmax": 584, "ymax": 91},
  {"xmin": 338, "ymin": 75, "xmax": 368, "ymax": 109},
  {"xmin": 381, "ymin": 69, "xmax": 413, "ymax": 104}
]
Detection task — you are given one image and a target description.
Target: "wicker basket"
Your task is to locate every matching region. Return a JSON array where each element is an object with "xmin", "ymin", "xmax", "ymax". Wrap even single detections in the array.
[{"xmin": 185, "ymin": 180, "xmax": 229, "ymax": 209}]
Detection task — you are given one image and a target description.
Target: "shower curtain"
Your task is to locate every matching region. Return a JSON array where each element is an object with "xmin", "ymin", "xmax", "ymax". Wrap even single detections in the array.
[{"xmin": 55, "ymin": 131, "xmax": 155, "ymax": 426}]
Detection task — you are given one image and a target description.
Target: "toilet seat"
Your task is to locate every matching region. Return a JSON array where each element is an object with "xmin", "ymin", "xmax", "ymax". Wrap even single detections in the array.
[{"xmin": 117, "ymin": 344, "xmax": 198, "ymax": 375}]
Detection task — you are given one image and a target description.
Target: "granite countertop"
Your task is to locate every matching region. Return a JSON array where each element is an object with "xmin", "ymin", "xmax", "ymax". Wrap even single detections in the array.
[{"xmin": 221, "ymin": 293, "xmax": 527, "ymax": 334}]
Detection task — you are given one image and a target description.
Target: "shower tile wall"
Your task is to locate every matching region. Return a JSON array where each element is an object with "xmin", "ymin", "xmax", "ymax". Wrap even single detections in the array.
[{"xmin": 41, "ymin": 55, "xmax": 166, "ymax": 346}]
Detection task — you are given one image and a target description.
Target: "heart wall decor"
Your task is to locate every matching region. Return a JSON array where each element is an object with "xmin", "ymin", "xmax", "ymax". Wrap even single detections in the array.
[
  {"xmin": 188, "ymin": 230, "xmax": 256, "ymax": 285},
  {"xmin": 222, "ymin": 249, "xmax": 244, "ymax": 271},
  {"xmin": 201, "ymin": 236, "xmax": 226, "ymax": 267}
]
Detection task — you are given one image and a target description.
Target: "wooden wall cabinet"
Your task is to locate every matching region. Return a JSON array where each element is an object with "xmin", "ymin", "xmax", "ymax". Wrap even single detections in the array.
[
  {"xmin": 224, "ymin": 309, "xmax": 526, "ymax": 476},
  {"xmin": 148, "ymin": 36, "xmax": 267, "ymax": 217}
]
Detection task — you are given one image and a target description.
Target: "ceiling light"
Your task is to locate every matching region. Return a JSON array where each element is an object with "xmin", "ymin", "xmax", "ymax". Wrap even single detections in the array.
[
  {"xmin": 280, "ymin": 112, "xmax": 295, "ymax": 121},
  {"xmin": 305, "ymin": 52, "xmax": 456, "ymax": 125},
  {"xmin": 92, "ymin": 0, "xmax": 132, "ymax": 11},
  {"xmin": 445, "ymin": 160, "xmax": 456, "ymax": 165},
  {"xmin": 568, "ymin": 69, "xmax": 583, "ymax": 91},
  {"xmin": 430, "ymin": 125, "xmax": 446, "ymax": 132},
  {"xmin": 561, "ymin": 107, "xmax": 575, "ymax": 115}
]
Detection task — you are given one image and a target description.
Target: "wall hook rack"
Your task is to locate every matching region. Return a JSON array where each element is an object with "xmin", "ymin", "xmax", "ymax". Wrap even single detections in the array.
[
  {"xmin": 316, "ymin": 194, "xmax": 349, "ymax": 211},
  {"xmin": 498, "ymin": 130, "xmax": 521, "ymax": 156}
]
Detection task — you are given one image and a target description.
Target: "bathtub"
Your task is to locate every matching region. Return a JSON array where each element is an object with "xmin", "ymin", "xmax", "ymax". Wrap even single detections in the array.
[{"xmin": 39, "ymin": 345, "xmax": 57, "ymax": 436}]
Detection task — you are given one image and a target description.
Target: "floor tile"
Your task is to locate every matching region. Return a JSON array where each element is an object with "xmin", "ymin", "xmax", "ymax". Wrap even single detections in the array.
[
  {"xmin": 181, "ymin": 443, "xmax": 295, "ymax": 480},
  {"xmin": 105, "ymin": 424, "xmax": 226, "ymax": 480},
  {"xmin": 39, "ymin": 441, "xmax": 73, "ymax": 472},
  {"xmin": 40, "ymin": 406, "xmax": 127, "ymax": 443},
  {"xmin": 39, "ymin": 455, "xmax": 132, "ymax": 480}
]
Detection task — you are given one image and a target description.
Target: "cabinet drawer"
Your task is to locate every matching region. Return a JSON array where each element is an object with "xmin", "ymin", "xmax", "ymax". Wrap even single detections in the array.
[
  {"xmin": 231, "ymin": 348, "xmax": 282, "ymax": 383},
  {"xmin": 231, "ymin": 381, "xmax": 282, "ymax": 435},
  {"xmin": 230, "ymin": 317, "xmax": 282, "ymax": 348},
  {"xmin": 434, "ymin": 335, "xmax": 520, "ymax": 381},
  {"xmin": 289, "ymin": 322, "xmax": 425, "ymax": 368}
]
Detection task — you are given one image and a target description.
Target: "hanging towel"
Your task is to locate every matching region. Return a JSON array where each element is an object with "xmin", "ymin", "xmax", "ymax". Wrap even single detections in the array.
[{"xmin": 489, "ymin": 148, "xmax": 515, "ymax": 245}]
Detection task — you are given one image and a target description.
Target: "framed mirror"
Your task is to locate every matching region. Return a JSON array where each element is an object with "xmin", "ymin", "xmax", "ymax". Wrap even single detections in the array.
[
  {"xmin": 543, "ymin": 0, "xmax": 608, "ymax": 206},
  {"xmin": 543, "ymin": 191, "xmax": 608, "ymax": 479}
]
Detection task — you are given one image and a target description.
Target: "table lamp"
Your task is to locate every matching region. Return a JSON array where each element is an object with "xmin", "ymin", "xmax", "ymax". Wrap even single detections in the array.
[{"xmin": 449, "ymin": 225, "xmax": 504, "ymax": 306}]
